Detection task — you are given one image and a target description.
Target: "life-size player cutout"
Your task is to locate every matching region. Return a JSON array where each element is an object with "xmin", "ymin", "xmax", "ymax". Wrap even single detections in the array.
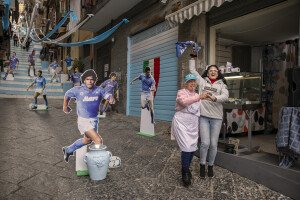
[
  {"xmin": 99, "ymin": 72, "xmax": 119, "ymax": 115},
  {"xmin": 27, "ymin": 70, "xmax": 48, "ymax": 110},
  {"xmin": 28, "ymin": 50, "xmax": 36, "ymax": 76},
  {"xmin": 130, "ymin": 67, "xmax": 156, "ymax": 124},
  {"xmin": 3, "ymin": 52, "xmax": 19, "ymax": 80},
  {"xmin": 62, "ymin": 69, "xmax": 115, "ymax": 164},
  {"xmin": 64, "ymin": 55, "xmax": 74, "ymax": 81},
  {"xmin": 71, "ymin": 67, "xmax": 82, "ymax": 87}
]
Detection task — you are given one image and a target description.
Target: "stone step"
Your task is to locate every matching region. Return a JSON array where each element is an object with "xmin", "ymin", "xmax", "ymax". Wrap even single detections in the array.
[
  {"xmin": 2, "ymin": 72, "xmax": 53, "ymax": 78},
  {"xmin": 0, "ymin": 86, "xmax": 64, "ymax": 92},
  {"xmin": 1, "ymin": 72, "xmax": 56, "ymax": 80},
  {"xmin": 0, "ymin": 93, "xmax": 64, "ymax": 99},
  {"xmin": 0, "ymin": 90, "xmax": 65, "ymax": 96},
  {"xmin": 0, "ymin": 83, "xmax": 63, "ymax": 89},
  {"xmin": 0, "ymin": 80, "xmax": 62, "ymax": 86}
]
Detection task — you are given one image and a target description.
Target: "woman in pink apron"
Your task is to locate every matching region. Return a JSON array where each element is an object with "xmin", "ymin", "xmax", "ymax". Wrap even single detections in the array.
[{"xmin": 171, "ymin": 74, "xmax": 211, "ymax": 187}]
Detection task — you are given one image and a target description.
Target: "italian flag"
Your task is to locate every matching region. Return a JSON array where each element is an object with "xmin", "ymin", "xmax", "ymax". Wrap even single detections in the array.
[{"xmin": 143, "ymin": 57, "xmax": 160, "ymax": 98}]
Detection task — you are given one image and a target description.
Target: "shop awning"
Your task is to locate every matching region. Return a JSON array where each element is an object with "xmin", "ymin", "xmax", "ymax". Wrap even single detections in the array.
[{"xmin": 165, "ymin": 0, "xmax": 232, "ymax": 27}]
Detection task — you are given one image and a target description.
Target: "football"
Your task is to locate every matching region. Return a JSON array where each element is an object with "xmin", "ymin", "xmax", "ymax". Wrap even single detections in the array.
[
  {"xmin": 109, "ymin": 156, "xmax": 121, "ymax": 168},
  {"xmin": 29, "ymin": 103, "xmax": 35, "ymax": 110}
]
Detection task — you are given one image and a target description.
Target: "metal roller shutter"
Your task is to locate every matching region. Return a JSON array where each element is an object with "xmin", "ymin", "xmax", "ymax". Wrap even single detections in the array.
[{"xmin": 127, "ymin": 22, "xmax": 178, "ymax": 121}]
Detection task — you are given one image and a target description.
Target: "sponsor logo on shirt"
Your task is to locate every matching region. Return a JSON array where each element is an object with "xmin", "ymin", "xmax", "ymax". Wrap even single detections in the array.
[
  {"xmin": 83, "ymin": 96, "xmax": 99, "ymax": 102},
  {"xmin": 204, "ymin": 86, "xmax": 217, "ymax": 92}
]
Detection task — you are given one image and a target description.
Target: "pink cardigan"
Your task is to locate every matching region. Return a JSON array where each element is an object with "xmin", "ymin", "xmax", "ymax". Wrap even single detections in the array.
[{"xmin": 175, "ymin": 89, "xmax": 201, "ymax": 111}]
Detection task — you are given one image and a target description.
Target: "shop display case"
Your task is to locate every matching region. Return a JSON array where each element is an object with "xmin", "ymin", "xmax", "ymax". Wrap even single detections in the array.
[
  {"xmin": 223, "ymin": 72, "xmax": 262, "ymax": 109},
  {"xmin": 221, "ymin": 72, "xmax": 264, "ymax": 153}
]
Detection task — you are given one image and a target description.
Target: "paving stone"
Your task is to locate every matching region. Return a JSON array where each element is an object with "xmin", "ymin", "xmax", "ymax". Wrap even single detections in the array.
[
  {"xmin": 232, "ymin": 173, "xmax": 263, "ymax": 199},
  {"xmin": 259, "ymin": 185, "xmax": 292, "ymax": 200},
  {"xmin": 10, "ymin": 187, "xmax": 53, "ymax": 200},
  {"xmin": 0, "ymin": 180, "xmax": 20, "ymax": 198},
  {"xmin": 0, "ymin": 166, "xmax": 40, "ymax": 184},
  {"xmin": 0, "ymin": 99, "xmax": 291, "ymax": 199},
  {"xmin": 19, "ymin": 172, "xmax": 66, "ymax": 196},
  {"xmin": 213, "ymin": 178, "xmax": 236, "ymax": 200}
]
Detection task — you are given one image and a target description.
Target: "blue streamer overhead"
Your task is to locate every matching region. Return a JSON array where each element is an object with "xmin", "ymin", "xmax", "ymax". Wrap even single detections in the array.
[
  {"xmin": 53, "ymin": 18, "xmax": 129, "ymax": 47},
  {"xmin": 70, "ymin": 9, "xmax": 78, "ymax": 21},
  {"xmin": 2, "ymin": 0, "xmax": 11, "ymax": 31},
  {"xmin": 31, "ymin": 10, "xmax": 75, "ymax": 42}
]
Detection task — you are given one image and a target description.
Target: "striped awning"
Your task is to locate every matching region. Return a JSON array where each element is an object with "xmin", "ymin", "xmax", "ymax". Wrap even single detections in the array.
[{"xmin": 165, "ymin": 0, "xmax": 232, "ymax": 27}]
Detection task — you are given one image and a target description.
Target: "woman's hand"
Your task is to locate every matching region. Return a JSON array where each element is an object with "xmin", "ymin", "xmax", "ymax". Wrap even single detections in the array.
[
  {"xmin": 206, "ymin": 94, "xmax": 217, "ymax": 102},
  {"xmin": 199, "ymin": 93, "xmax": 210, "ymax": 99}
]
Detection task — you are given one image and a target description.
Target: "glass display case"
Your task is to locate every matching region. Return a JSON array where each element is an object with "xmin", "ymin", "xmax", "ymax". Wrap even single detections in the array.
[
  {"xmin": 223, "ymin": 72, "xmax": 262, "ymax": 108},
  {"xmin": 220, "ymin": 72, "xmax": 264, "ymax": 152}
]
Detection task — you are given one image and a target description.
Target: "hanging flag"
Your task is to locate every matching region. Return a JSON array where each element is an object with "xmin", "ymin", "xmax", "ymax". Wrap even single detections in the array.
[
  {"xmin": 143, "ymin": 57, "xmax": 160, "ymax": 98},
  {"xmin": 175, "ymin": 41, "xmax": 201, "ymax": 57},
  {"xmin": 2, "ymin": 0, "xmax": 11, "ymax": 31}
]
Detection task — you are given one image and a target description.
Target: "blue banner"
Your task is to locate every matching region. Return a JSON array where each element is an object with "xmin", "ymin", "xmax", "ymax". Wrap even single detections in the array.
[
  {"xmin": 31, "ymin": 10, "xmax": 76, "ymax": 42},
  {"xmin": 2, "ymin": 0, "xmax": 11, "ymax": 31},
  {"xmin": 53, "ymin": 18, "xmax": 129, "ymax": 47}
]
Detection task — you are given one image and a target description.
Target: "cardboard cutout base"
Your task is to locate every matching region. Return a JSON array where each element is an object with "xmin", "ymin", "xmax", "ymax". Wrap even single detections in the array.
[
  {"xmin": 137, "ymin": 108, "xmax": 155, "ymax": 137},
  {"xmin": 28, "ymin": 104, "xmax": 48, "ymax": 110},
  {"xmin": 30, "ymin": 68, "xmax": 34, "ymax": 76},
  {"xmin": 76, "ymin": 145, "xmax": 88, "ymax": 176},
  {"xmin": 6, "ymin": 74, "xmax": 14, "ymax": 81},
  {"xmin": 98, "ymin": 112, "xmax": 106, "ymax": 118}
]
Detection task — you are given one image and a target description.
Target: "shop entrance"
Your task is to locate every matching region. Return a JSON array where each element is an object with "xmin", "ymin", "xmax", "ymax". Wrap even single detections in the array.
[{"xmin": 209, "ymin": 0, "xmax": 299, "ymax": 167}]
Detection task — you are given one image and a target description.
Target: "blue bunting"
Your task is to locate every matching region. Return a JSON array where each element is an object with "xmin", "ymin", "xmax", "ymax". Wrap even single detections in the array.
[
  {"xmin": 2, "ymin": 0, "xmax": 11, "ymax": 31},
  {"xmin": 31, "ymin": 11, "xmax": 72, "ymax": 42},
  {"xmin": 175, "ymin": 41, "xmax": 201, "ymax": 57},
  {"xmin": 70, "ymin": 10, "xmax": 78, "ymax": 21},
  {"xmin": 53, "ymin": 18, "xmax": 129, "ymax": 47}
]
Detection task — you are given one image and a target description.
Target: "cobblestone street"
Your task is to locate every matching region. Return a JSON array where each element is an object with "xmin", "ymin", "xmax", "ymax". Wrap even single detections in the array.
[{"xmin": 0, "ymin": 98, "xmax": 292, "ymax": 199}]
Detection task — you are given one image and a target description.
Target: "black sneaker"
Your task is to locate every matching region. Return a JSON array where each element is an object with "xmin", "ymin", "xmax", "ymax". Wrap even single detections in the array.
[
  {"xmin": 62, "ymin": 147, "xmax": 73, "ymax": 163},
  {"xmin": 208, "ymin": 165, "xmax": 214, "ymax": 178},
  {"xmin": 200, "ymin": 164, "xmax": 206, "ymax": 179},
  {"xmin": 3, "ymin": 77, "xmax": 6, "ymax": 80},
  {"xmin": 32, "ymin": 105, "xmax": 37, "ymax": 110},
  {"xmin": 46, "ymin": 106, "xmax": 48, "ymax": 110}
]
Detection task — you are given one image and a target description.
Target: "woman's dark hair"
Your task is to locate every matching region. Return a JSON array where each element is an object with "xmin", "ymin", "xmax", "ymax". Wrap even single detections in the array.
[{"xmin": 202, "ymin": 65, "xmax": 227, "ymax": 85}]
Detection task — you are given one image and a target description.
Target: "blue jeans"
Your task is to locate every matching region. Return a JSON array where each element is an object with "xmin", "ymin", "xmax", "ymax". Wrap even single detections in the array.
[{"xmin": 199, "ymin": 116, "xmax": 222, "ymax": 166}]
